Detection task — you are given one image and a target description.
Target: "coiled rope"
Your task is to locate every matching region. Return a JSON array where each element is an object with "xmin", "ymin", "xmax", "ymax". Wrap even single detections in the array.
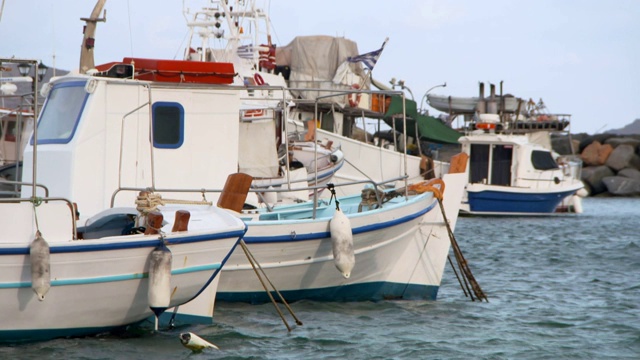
[{"xmin": 135, "ymin": 192, "xmax": 212, "ymax": 215}]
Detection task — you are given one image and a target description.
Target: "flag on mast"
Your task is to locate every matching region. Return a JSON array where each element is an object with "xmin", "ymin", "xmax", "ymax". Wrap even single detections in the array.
[{"xmin": 346, "ymin": 38, "xmax": 389, "ymax": 71}]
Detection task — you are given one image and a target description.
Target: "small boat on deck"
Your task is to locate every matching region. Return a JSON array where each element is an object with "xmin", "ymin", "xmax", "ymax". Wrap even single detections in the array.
[{"xmin": 426, "ymin": 93, "xmax": 521, "ymax": 114}]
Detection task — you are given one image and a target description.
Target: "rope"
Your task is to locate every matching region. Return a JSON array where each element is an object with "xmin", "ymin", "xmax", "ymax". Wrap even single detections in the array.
[
  {"xmin": 239, "ymin": 240, "xmax": 302, "ymax": 331},
  {"xmin": 135, "ymin": 192, "xmax": 213, "ymax": 215},
  {"xmin": 30, "ymin": 196, "xmax": 43, "ymax": 235},
  {"xmin": 437, "ymin": 198, "xmax": 488, "ymax": 302}
]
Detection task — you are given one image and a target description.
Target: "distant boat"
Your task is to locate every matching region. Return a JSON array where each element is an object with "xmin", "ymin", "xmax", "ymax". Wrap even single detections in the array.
[{"xmin": 457, "ymin": 115, "xmax": 585, "ymax": 215}]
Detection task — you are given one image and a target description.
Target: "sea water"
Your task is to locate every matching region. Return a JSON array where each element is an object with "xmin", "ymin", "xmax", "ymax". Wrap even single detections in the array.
[{"xmin": 2, "ymin": 197, "xmax": 639, "ymax": 359}]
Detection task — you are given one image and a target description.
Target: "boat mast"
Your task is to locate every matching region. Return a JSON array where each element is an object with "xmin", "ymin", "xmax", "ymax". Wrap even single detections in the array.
[{"xmin": 79, "ymin": 0, "xmax": 107, "ymax": 74}]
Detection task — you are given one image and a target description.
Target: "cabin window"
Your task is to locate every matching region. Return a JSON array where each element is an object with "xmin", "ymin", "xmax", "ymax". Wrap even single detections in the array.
[
  {"xmin": 33, "ymin": 81, "xmax": 88, "ymax": 144},
  {"xmin": 152, "ymin": 102, "xmax": 184, "ymax": 149},
  {"xmin": 531, "ymin": 150, "xmax": 559, "ymax": 170},
  {"xmin": 469, "ymin": 144, "xmax": 490, "ymax": 183},
  {"xmin": 491, "ymin": 145, "xmax": 512, "ymax": 186}
]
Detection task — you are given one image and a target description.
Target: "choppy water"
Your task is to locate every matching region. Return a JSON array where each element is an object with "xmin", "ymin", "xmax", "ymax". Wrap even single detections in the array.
[{"xmin": 2, "ymin": 197, "xmax": 639, "ymax": 359}]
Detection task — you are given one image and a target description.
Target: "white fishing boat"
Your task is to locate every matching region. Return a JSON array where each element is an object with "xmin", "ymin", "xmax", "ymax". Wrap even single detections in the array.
[
  {"xmin": 0, "ymin": 58, "xmax": 247, "ymax": 343},
  {"xmin": 213, "ymin": 170, "xmax": 467, "ymax": 304},
  {"xmin": 181, "ymin": 1, "xmax": 345, "ymax": 200},
  {"xmin": 166, "ymin": 0, "xmax": 465, "ymax": 306},
  {"xmin": 180, "ymin": 1, "xmax": 462, "ymax": 199},
  {"xmin": 458, "ymin": 115, "xmax": 585, "ymax": 215}
]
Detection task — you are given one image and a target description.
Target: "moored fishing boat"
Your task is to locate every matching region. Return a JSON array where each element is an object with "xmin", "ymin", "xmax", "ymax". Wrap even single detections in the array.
[
  {"xmin": 458, "ymin": 114, "xmax": 585, "ymax": 216},
  {"xmin": 214, "ymin": 170, "xmax": 467, "ymax": 304},
  {"xmin": 0, "ymin": 57, "xmax": 247, "ymax": 343}
]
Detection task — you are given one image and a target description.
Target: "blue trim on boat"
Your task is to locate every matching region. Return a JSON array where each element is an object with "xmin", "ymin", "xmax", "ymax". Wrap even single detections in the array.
[
  {"xmin": 243, "ymin": 199, "xmax": 436, "ymax": 244},
  {"xmin": 217, "ymin": 281, "xmax": 440, "ymax": 304},
  {"xmin": 0, "ymin": 263, "xmax": 223, "ymax": 289},
  {"xmin": 0, "ymin": 228, "xmax": 246, "ymax": 255},
  {"xmin": 467, "ymin": 188, "xmax": 578, "ymax": 214}
]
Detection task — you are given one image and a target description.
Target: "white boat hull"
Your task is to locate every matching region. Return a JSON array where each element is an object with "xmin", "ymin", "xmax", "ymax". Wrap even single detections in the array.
[
  {"xmin": 0, "ymin": 202, "xmax": 245, "ymax": 342},
  {"xmin": 217, "ymin": 172, "xmax": 466, "ymax": 304}
]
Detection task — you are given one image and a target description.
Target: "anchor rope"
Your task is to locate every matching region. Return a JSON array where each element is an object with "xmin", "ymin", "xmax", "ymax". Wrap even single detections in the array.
[
  {"xmin": 240, "ymin": 240, "xmax": 302, "ymax": 331},
  {"xmin": 437, "ymin": 198, "xmax": 488, "ymax": 302}
]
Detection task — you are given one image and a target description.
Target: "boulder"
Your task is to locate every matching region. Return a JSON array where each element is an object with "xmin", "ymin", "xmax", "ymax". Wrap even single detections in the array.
[
  {"xmin": 597, "ymin": 144, "xmax": 613, "ymax": 165},
  {"xmin": 580, "ymin": 141, "xmax": 612, "ymax": 166},
  {"xmin": 605, "ymin": 144, "xmax": 640, "ymax": 171},
  {"xmin": 604, "ymin": 137, "xmax": 640, "ymax": 149},
  {"xmin": 602, "ymin": 176, "xmax": 640, "ymax": 196},
  {"xmin": 580, "ymin": 141, "xmax": 601, "ymax": 166},
  {"xmin": 581, "ymin": 165, "xmax": 615, "ymax": 195},
  {"xmin": 578, "ymin": 134, "xmax": 614, "ymax": 153},
  {"xmin": 618, "ymin": 168, "xmax": 640, "ymax": 181}
]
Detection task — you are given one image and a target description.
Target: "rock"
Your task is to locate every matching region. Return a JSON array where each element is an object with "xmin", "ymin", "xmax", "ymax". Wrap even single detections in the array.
[
  {"xmin": 604, "ymin": 137, "xmax": 640, "ymax": 149},
  {"xmin": 618, "ymin": 168, "xmax": 640, "ymax": 181},
  {"xmin": 597, "ymin": 144, "xmax": 614, "ymax": 165},
  {"xmin": 578, "ymin": 134, "xmax": 614, "ymax": 153},
  {"xmin": 605, "ymin": 144, "xmax": 640, "ymax": 171},
  {"xmin": 580, "ymin": 141, "xmax": 612, "ymax": 166},
  {"xmin": 602, "ymin": 176, "xmax": 640, "ymax": 196},
  {"xmin": 580, "ymin": 141, "xmax": 601, "ymax": 166},
  {"xmin": 581, "ymin": 165, "xmax": 615, "ymax": 195}
]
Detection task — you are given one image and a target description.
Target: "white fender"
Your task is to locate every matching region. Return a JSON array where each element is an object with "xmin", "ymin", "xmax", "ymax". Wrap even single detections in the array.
[
  {"xmin": 148, "ymin": 245, "xmax": 172, "ymax": 317},
  {"xmin": 572, "ymin": 195, "xmax": 583, "ymax": 214},
  {"xmin": 330, "ymin": 208, "xmax": 355, "ymax": 278},
  {"xmin": 180, "ymin": 332, "xmax": 219, "ymax": 352},
  {"xmin": 576, "ymin": 187, "xmax": 589, "ymax": 198},
  {"xmin": 30, "ymin": 233, "xmax": 51, "ymax": 301}
]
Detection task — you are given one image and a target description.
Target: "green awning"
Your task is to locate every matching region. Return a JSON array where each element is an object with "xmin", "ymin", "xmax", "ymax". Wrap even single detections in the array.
[{"xmin": 383, "ymin": 95, "xmax": 461, "ymax": 144}]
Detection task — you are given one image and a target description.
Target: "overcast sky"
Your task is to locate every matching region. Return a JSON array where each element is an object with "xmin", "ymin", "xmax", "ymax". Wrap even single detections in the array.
[{"xmin": 1, "ymin": 0, "xmax": 638, "ymax": 134}]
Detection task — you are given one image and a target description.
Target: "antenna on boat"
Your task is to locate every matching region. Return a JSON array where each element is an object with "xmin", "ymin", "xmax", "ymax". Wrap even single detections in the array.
[{"xmin": 79, "ymin": 0, "xmax": 107, "ymax": 74}]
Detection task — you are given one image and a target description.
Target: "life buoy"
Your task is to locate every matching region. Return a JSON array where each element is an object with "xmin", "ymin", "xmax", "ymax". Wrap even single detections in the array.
[
  {"xmin": 348, "ymin": 84, "xmax": 361, "ymax": 107},
  {"xmin": 476, "ymin": 122, "xmax": 497, "ymax": 130},
  {"xmin": 254, "ymin": 73, "xmax": 265, "ymax": 86}
]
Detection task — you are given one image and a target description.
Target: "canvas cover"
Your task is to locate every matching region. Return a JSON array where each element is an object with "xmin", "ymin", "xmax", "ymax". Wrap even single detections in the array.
[
  {"xmin": 238, "ymin": 120, "xmax": 280, "ymax": 178},
  {"xmin": 383, "ymin": 96, "xmax": 462, "ymax": 145},
  {"xmin": 276, "ymin": 36, "xmax": 369, "ymax": 105}
]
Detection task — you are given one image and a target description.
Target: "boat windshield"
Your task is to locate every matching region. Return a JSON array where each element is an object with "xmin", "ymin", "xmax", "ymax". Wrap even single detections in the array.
[
  {"xmin": 33, "ymin": 81, "xmax": 88, "ymax": 144},
  {"xmin": 531, "ymin": 150, "xmax": 559, "ymax": 170}
]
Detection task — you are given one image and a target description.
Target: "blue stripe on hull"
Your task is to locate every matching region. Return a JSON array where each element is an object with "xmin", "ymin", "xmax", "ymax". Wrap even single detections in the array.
[
  {"xmin": 216, "ymin": 282, "xmax": 440, "ymax": 304},
  {"xmin": 468, "ymin": 189, "xmax": 577, "ymax": 214}
]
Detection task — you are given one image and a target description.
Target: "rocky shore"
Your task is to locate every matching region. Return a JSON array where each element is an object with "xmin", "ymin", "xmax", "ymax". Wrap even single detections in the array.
[{"xmin": 552, "ymin": 133, "xmax": 640, "ymax": 196}]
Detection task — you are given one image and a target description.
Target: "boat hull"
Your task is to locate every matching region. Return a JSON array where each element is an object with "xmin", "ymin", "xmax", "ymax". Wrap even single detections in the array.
[
  {"xmin": 217, "ymin": 172, "xmax": 467, "ymax": 304},
  {"xmin": 464, "ymin": 186, "xmax": 582, "ymax": 215},
  {"xmin": 0, "ymin": 203, "xmax": 245, "ymax": 343}
]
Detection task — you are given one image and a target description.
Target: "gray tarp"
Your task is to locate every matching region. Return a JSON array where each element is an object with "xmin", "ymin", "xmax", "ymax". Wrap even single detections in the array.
[{"xmin": 276, "ymin": 36, "xmax": 368, "ymax": 105}]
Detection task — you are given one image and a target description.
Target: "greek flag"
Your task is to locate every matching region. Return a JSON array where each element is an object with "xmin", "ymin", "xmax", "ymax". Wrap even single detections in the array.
[{"xmin": 347, "ymin": 38, "xmax": 388, "ymax": 71}]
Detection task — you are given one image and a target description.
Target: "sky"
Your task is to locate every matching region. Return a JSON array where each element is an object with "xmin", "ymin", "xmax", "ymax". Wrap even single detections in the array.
[{"xmin": 1, "ymin": 0, "xmax": 638, "ymax": 135}]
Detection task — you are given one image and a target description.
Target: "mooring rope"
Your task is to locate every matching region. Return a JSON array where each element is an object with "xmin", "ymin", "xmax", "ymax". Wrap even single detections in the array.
[
  {"xmin": 437, "ymin": 198, "xmax": 488, "ymax": 302},
  {"xmin": 239, "ymin": 240, "xmax": 302, "ymax": 331}
]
